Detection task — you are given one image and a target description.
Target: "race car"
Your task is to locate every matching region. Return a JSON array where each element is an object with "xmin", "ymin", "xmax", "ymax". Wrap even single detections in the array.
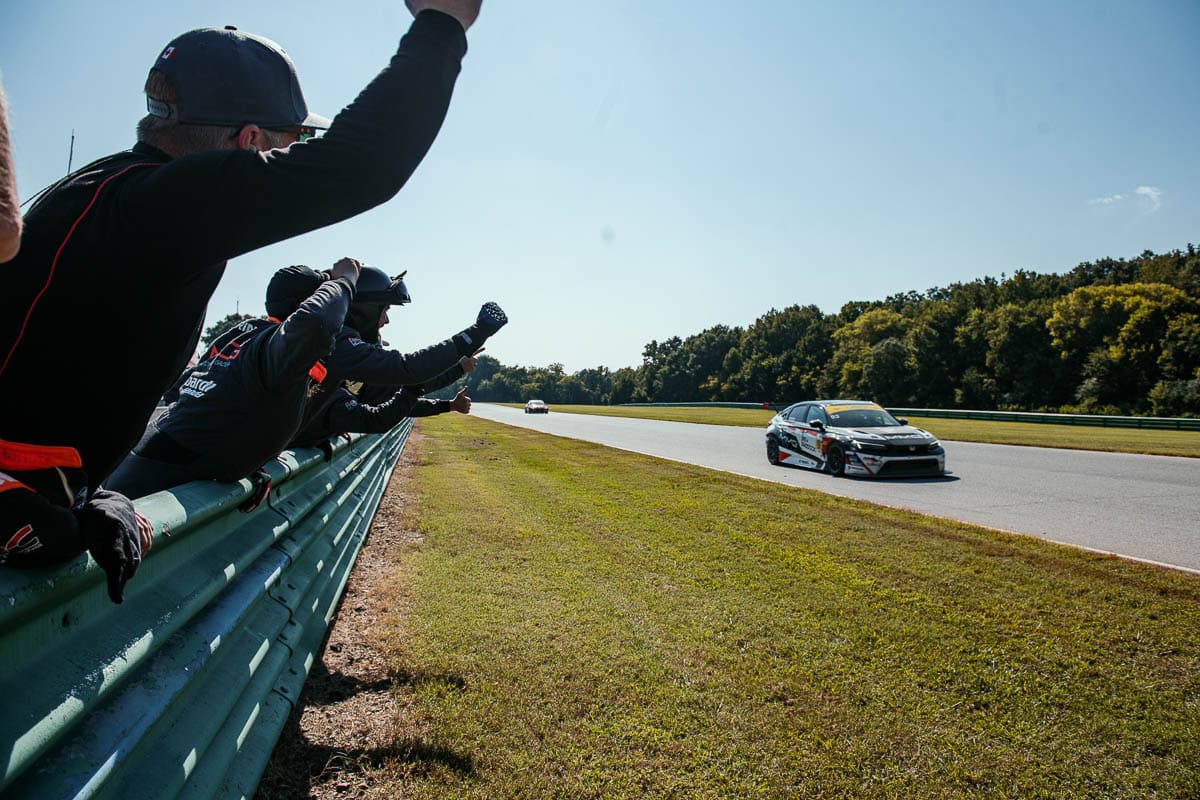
[
  {"xmin": 765, "ymin": 399, "xmax": 945, "ymax": 478},
  {"xmin": 525, "ymin": 399, "xmax": 550, "ymax": 414}
]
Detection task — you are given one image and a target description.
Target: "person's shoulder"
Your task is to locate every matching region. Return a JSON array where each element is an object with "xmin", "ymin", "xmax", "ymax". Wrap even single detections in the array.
[{"xmin": 81, "ymin": 146, "xmax": 170, "ymax": 179}]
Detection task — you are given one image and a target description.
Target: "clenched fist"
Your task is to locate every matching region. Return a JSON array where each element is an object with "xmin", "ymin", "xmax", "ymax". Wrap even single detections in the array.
[{"xmin": 405, "ymin": 0, "xmax": 482, "ymax": 30}]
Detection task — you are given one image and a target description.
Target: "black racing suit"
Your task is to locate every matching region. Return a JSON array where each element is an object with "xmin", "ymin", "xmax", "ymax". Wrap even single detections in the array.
[
  {"xmin": 322, "ymin": 323, "xmax": 466, "ymax": 388},
  {"xmin": 105, "ymin": 276, "xmax": 355, "ymax": 499},
  {"xmin": 0, "ymin": 12, "xmax": 467, "ymax": 572},
  {"xmin": 291, "ymin": 317, "xmax": 478, "ymax": 443},
  {"xmin": 290, "ymin": 363, "xmax": 468, "ymax": 451}
]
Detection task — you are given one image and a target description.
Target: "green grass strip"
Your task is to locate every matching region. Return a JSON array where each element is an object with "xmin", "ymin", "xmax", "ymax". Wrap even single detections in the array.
[
  {"xmin": 497, "ymin": 404, "xmax": 1200, "ymax": 458},
  {"xmin": 373, "ymin": 415, "xmax": 1200, "ymax": 799}
]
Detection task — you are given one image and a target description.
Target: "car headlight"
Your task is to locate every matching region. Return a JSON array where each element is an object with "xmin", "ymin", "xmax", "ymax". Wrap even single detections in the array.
[{"xmin": 851, "ymin": 439, "xmax": 886, "ymax": 452}]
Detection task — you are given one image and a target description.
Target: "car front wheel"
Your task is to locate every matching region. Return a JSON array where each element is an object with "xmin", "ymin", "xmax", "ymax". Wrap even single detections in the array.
[
  {"xmin": 766, "ymin": 438, "xmax": 780, "ymax": 466},
  {"xmin": 825, "ymin": 444, "xmax": 845, "ymax": 477}
]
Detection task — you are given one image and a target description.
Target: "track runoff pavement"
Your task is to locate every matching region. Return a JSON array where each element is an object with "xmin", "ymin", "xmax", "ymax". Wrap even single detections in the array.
[{"xmin": 466, "ymin": 404, "xmax": 1200, "ymax": 575}]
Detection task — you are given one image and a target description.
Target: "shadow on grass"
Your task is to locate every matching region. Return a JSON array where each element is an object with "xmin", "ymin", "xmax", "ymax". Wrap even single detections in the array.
[
  {"xmin": 253, "ymin": 661, "xmax": 474, "ymax": 799},
  {"xmin": 299, "ymin": 666, "xmax": 393, "ymax": 703},
  {"xmin": 256, "ymin": 738, "xmax": 475, "ymax": 800}
]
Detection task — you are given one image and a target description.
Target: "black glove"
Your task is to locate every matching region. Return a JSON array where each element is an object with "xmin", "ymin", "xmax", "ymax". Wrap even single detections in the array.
[
  {"xmin": 76, "ymin": 489, "xmax": 151, "ymax": 604},
  {"xmin": 452, "ymin": 301, "xmax": 508, "ymax": 356}
]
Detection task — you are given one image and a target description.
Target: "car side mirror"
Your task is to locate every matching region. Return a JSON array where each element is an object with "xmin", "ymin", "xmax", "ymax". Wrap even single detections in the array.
[
  {"xmin": 810, "ymin": 420, "xmax": 825, "ymax": 431},
  {"xmin": 897, "ymin": 418, "xmax": 908, "ymax": 425}
]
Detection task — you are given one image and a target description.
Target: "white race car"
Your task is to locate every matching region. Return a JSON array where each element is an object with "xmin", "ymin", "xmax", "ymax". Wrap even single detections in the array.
[{"xmin": 765, "ymin": 399, "xmax": 945, "ymax": 478}]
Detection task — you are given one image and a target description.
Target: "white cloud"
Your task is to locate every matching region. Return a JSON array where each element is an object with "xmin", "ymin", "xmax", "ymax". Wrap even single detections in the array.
[
  {"xmin": 1135, "ymin": 185, "xmax": 1163, "ymax": 211},
  {"xmin": 1087, "ymin": 186, "xmax": 1164, "ymax": 213}
]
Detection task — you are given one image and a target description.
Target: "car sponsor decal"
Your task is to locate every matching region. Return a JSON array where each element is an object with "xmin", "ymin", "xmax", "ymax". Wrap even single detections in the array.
[{"xmin": 778, "ymin": 447, "xmax": 820, "ymax": 469}]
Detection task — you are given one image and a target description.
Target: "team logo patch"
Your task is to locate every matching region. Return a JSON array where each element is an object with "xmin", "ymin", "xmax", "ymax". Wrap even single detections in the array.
[
  {"xmin": 1, "ymin": 523, "xmax": 39, "ymax": 559},
  {"xmin": 161, "ymin": 46, "xmax": 176, "ymax": 60}
]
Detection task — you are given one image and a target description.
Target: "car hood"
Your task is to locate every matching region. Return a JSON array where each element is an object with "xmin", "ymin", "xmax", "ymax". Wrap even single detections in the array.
[{"xmin": 830, "ymin": 424, "xmax": 934, "ymax": 443}]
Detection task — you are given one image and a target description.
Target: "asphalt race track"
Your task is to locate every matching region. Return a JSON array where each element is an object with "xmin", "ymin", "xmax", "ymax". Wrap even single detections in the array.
[{"xmin": 468, "ymin": 404, "xmax": 1200, "ymax": 574}]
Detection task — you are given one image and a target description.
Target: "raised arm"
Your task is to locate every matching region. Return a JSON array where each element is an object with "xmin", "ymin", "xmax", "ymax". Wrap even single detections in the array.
[
  {"xmin": 405, "ymin": 0, "xmax": 483, "ymax": 30},
  {"xmin": 120, "ymin": 10, "xmax": 474, "ymax": 270}
]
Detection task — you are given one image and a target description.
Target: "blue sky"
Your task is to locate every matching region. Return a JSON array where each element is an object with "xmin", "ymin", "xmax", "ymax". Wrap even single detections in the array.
[{"xmin": 3, "ymin": 1, "xmax": 1197, "ymax": 372}]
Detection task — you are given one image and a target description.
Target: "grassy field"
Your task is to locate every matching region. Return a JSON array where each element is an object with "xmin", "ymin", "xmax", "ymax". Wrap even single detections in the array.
[
  {"xmin": 362, "ymin": 414, "xmax": 1200, "ymax": 799},
  {"xmin": 498, "ymin": 403, "xmax": 1200, "ymax": 458}
]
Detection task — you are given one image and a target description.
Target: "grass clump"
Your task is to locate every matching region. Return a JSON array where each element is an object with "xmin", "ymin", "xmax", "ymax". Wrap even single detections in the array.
[{"xmin": 369, "ymin": 415, "xmax": 1200, "ymax": 799}]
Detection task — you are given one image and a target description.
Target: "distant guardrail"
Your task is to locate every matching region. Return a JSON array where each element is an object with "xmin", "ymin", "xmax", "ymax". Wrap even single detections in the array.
[
  {"xmin": 0, "ymin": 421, "xmax": 411, "ymax": 799},
  {"xmin": 619, "ymin": 403, "xmax": 1200, "ymax": 431},
  {"xmin": 621, "ymin": 402, "xmax": 772, "ymax": 410},
  {"xmin": 887, "ymin": 408, "xmax": 1200, "ymax": 431}
]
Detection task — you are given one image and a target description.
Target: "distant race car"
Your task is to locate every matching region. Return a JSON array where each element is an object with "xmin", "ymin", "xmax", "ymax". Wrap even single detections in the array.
[
  {"xmin": 524, "ymin": 399, "xmax": 550, "ymax": 414},
  {"xmin": 765, "ymin": 399, "xmax": 945, "ymax": 478}
]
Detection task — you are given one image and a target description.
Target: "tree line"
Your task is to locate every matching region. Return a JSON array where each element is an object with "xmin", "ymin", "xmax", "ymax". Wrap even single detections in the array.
[
  {"xmin": 205, "ymin": 244, "xmax": 1200, "ymax": 417},
  {"xmin": 459, "ymin": 245, "xmax": 1200, "ymax": 416}
]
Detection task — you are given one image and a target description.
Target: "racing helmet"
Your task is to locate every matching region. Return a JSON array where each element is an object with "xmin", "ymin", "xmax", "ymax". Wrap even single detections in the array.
[{"xmin": 346, "ymin": 267, "xmax": 409, "ymax": 343}]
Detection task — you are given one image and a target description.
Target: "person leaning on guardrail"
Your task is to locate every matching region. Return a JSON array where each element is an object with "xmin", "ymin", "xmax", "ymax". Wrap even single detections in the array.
[
  {"xmin": 287, "ymin": 262, "xmax": 505, "ymax": 442},
  {"xmin": 0, "ymin": 1, "xmax": 483, "ymax": 601},
  {"xmin": 108, "ymin": 261, "xmax": 503, "ymax": 499},
  {"xmin": 289, "ymin": 367, "xmax": 477, "ymax": 459},
  {"xmin": 288, "ymin": 272, "xmax": 489, "ymax": 455},
  {"xmin": 284, "ymin": 261, "xmax": 503, "ymax": 446},
  {"xmin": 105, "ymin": 258, "xmax": 363, "ymax": 500}
]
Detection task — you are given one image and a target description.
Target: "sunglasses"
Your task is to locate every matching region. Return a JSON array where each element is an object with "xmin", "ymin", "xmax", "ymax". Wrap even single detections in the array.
[{"xmin": 266, "ymin": 126, "xmax": 317, "ymax": 143}]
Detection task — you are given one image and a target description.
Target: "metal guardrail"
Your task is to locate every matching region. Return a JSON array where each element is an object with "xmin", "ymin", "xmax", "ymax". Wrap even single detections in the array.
[
  {"xmin": 887, "ymin": 408, "xmax": 1200, "ymax": 430},
  {"xmin": 619, "ymin": 402, "xmax": 1200, "ymax": 431},
  {"xmin": 0, "ymin": 420, "xmax": 412, "ymax": 799},
  {"xmin": 621, "ymin": 402, "xmax": 772, "ymax": 410}
]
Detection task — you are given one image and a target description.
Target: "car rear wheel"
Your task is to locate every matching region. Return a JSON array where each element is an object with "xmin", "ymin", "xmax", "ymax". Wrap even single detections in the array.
[
  {"xmin": 766, "ymin": 438, "xmax": 780, "ymax": 465},
  {"xmin": 825, "ymin": 444, "xmax": 845, "ymax": 477}
]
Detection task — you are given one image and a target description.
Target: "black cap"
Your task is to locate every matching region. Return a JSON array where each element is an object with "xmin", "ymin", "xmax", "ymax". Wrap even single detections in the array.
[
  {"xmin": 265, "ymin": 265, "xmax": 326, "ymax": 318},
  {"xmin": 147, "ymin": 26, "xmax": 331, "ymax": 129}
]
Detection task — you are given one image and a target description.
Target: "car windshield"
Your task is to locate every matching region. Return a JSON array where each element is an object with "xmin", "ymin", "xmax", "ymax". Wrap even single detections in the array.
[{"xmin": 827, "ymin": 408, "xmax": 900, "ymax": 428}]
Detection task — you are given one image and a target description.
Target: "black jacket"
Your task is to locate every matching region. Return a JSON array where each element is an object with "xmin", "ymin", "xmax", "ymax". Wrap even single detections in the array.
[
  {"xmin": 0, "ymin": 11, "xmax": 467, "ymax": 497},
  {"xmin": 290, "ymin": 363, "xmax": 466, "ymax": 449},
  {"xmin": 106, "ymin": 276, "xmax": 354, "ymax": 497}
]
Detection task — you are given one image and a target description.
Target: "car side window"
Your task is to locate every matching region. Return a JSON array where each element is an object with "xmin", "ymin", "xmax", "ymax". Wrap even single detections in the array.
[
  {"xmin": 805, "ymin": 406, "xmax": 827, "ymax": 425},
  {"xmin": 787, "ymin": 404, "xmax": 808, "ymax": 422}
]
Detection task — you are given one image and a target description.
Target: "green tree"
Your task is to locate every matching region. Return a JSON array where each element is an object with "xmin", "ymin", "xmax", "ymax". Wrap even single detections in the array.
[
  {"xmin": 860, "ymin": 337, "xmax": 914, "ymax": 405},
  {"xmin": 906, "ymin": 301, "xmax": 971, "ymax": 407},
  {"xmin": 724, "ymin": 306, "xmax": 832, "ymax": 402},
  {"xmin": 635, "ymin": 338, "xmax": 681, "ymax": 402},
  {"xmin": 956, "ymin": 300, "xmax": 1065, "ymax": 409},
  {"xmin": 1047, "ymin": 283, "xmax": 1200, "ymax": 412},
  {"xmin": 647, "ymin": 325, "xmax": 742, "ymax": 402},
  {"xmin": 828, "ymin": 307, "xmax": 910, "ymax": 398},
  {"xmin": 609, "ymin": 368, "xmax": 637, "ymax": 405}
]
